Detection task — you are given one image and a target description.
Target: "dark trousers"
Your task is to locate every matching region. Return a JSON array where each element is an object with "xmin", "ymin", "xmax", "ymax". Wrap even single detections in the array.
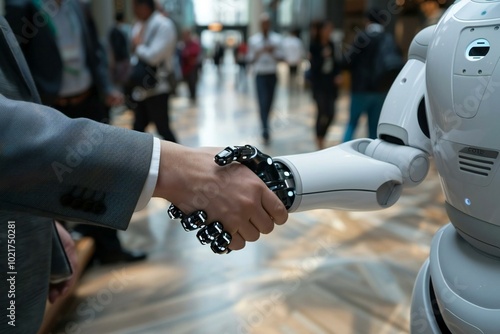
[
  {"xmin": 73, "ymin": 224, "xmax": 123, "ymax": 259},
  {"xmin": 312, "ymin": 83, "xmax": 337, "ymax": 139},
  {"xmin": 53, "ymin": 91, "xmax": 109, "ymax": 124},
  {"xmin": 289, "ymin": 64, "xmax": 298, "ymax": 77},
  {"xmin": 133, "ymin": 93, "xmax": 177, "ymax": 142},
  {"xmin": 255, "ymin": 73, "xmax": 277, "ymax": 140},
  {"xmin": 343, "ymin": 92, "xmax": 386, "ymax": 142},
  {"xmin": 185, "ymin": 70, "xmax": 198, "ymax": 100}
]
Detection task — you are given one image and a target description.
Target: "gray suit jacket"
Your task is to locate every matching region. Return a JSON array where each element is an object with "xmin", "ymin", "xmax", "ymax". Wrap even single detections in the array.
[{"xmin": 0, "ymin": 16, "xmax": 154, "ymax": 333}]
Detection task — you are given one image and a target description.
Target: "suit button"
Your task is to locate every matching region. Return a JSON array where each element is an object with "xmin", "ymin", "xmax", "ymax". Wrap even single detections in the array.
[
  {"xmin": 82, "ymin": 200, "xmax": 95, "ymax": 212},
  {"xmin": 93, "ymin": 201, "xmax": 106, "ymax": 215},
  {"xmin": 71, "ymin": 198, "xmax": 84, "ymax": 210},
  {"xmin": 60, "ymin": 194, "xmax": 73, "ymax": 207}
]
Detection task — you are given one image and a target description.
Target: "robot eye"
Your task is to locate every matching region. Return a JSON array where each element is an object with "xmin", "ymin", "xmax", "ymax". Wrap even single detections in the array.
[
  {"xmin": 469, "ymin": 46, "xmax": 489, "ymax": 57},
  {"xmin": 466, "ymin": 39, "xmax": 490, "ymax": 61}
]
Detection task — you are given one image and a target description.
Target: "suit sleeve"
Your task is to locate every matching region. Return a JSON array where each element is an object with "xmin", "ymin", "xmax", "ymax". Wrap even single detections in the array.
[{"xmin": 0, "ymin": 95, "xmax": 154, "ymax": 230}]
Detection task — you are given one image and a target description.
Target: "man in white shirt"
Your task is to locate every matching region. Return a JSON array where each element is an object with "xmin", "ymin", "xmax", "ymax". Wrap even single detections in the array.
[
  {"xmin": 130, "ymin": 0, "xmax": 177, "ymax": 143},
  {"xmin": 247, "ymin": 13, "xmax": 283, "ymax": 145}
]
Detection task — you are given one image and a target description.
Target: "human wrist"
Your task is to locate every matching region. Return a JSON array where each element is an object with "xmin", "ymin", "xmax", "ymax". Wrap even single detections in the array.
[
  {"xmin": 152, "ymin": 141, "xmax": 216, "ymax": 205},
  {"xmin": 153, "ymin": 141, "xmax": 186, "ymax": 200}
]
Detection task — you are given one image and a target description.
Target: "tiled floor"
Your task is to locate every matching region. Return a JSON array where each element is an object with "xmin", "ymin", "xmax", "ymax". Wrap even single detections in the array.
[{"xmin": 53, "ymin": 62, "xmax": 448, "ymax": 334}]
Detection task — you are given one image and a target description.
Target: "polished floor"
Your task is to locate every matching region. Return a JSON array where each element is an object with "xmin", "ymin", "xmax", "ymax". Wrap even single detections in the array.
[{"xmin": 53, "ymin": 62, "xmax": 448, "ymax": 334}]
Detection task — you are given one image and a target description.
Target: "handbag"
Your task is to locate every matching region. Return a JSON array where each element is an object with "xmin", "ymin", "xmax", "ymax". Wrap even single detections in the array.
[
  {"xmin": 127, "ymin": 24, "xmax": 161, "ymax": 90},
  {"xmin": 128, "ymin": 59, "xmax": 158, "ymax": 89}
]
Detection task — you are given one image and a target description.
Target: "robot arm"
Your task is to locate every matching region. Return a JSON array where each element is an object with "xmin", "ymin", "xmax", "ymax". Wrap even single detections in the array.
[
  {"xmin": 274, "ymin": 139, "xmax": 428, "ymax": 212},
  {"xmin": 214, "ymin": 139, "xmax": 429, "ymax": 214},
  {"xmin": 377, "ymin": 25, "xmax": 435, "ymax": 155},
  {"xmin": 247, "ymin": 26, "xmax": 436, "ymax": 213}
]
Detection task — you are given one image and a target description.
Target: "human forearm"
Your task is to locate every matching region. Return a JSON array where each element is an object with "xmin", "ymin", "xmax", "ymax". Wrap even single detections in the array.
[{"xmin": 0, "ymin": 96, "xmax": 153, "ymax": 229}]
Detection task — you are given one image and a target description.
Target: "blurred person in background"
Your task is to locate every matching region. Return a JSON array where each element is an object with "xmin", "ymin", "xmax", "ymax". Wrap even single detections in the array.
[
  {"xmin": 342, "ymin": 8, "xmax": 399, "ymax": 141},
  {"xmin": 179, "ymin": 29, "xmax": 201, "ymax": 102},
  {"xmin": 247, "ymin": 13, "xmax": 283, "ymax": 146},
  {"xmin": 282, "ymin": 28, "xmax": 304, "ymax": 88},
  {"xmin": 4, "ymin": 0, "xmax": 149, "ymax": 265},
  {"xmin": 130, "ymin": 0, "xmax": 177, "ymax": 143},
  {"xmin": 5, "ymin": 0, "xmax": 123, "ymax": 118},
  {"xmin": 419, "ymin": 0, "xmax": 444, "ymax": 27},
  {"xmin": 309, "ymin": 20, "xmax": 342, "ymax": 149},
  {"xmin": 304, "ymin": 20, "xmax": 320, "ymax": 89},
  {"xmin": 109, "ymin": 12, "xmax": 132, "ymax": 90}
]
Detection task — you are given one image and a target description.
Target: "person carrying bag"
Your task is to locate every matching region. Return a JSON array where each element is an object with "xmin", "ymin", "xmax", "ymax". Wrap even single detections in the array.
[{"xmin": 127, "ymin": 0, "xmax": 177, "ymax": 143}]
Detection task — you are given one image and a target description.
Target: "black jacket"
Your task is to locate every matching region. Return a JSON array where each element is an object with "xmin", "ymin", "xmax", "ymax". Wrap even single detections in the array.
[
  {"xmin": 309, "ymin": 40, "xmax": 341, "ymax": 88},
  {"xmin": 343, "ymin": 29, "xmax": 385, "ymax": 93}
]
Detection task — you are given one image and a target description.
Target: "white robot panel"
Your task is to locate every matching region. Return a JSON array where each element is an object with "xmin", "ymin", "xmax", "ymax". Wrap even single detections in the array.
[
  {"xmin": 377, "ymin": 26, "xmax": 434, "ymax": 155},
  {"xmin": 426, "ymin": 0, "xmax": 500, "ymax": 255}
]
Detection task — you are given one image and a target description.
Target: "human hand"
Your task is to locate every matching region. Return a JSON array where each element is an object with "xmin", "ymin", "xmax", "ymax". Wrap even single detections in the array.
[
  {"xmin": 132, "ymin": 29, "xmax": 144, "ymax": 52},
  {"xmin": 48, "ymin": 222, "xmax": 78, "ymax": 304},
  {"xmin": 153, "ymin": 142, "xmax": 289, "ymax": 251},
  {"xmin": 264, "ymin": 45, "xmax": 275, "ymax": 53}
]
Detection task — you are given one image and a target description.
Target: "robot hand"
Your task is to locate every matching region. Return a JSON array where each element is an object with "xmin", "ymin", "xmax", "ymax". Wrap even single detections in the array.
[
  {"xmin": 167, "ymin": 204, "xmax": 233, "ymax": 254},
  {"xmin": 213, "ymin": 145, "xmax": 296, "ymax": 209},
  {"xmin": 167, "ymin": 145, "xmax": 295, "ymax": 254}
]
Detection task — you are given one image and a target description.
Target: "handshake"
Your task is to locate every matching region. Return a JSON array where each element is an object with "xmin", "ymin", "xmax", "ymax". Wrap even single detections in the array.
[{"xmin": 165, "ymin": 145, "xmax": 295, "ymax": 254}]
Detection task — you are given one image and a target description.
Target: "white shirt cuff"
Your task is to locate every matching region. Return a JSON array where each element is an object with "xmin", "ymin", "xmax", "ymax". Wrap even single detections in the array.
[{"xmin": 134, "ymin": 137, "xmax": 161, "ymax": 211}]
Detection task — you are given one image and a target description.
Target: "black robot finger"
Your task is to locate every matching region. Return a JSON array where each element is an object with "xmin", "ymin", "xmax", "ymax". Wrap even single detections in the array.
[
  {"xmin": 214, "ymin": 145, "xmax": 257, "ymax": 166},
  {"xmin": 167, "ymin": 204, "xmax": 184, "ymax": 220},
  {"xmin": 214, "ymin": 146, "xmax": 238, "ymax": 166},
  {"xmin": 196, "ymin": 221, "xmax": 224, "ymax": 245},
  {"xmin": 210, "ymin": 231, "xmax": 232, "ymax": 254},
  {"xmin": 180, "ymin": 210, "xmax": 207, "ymax": 232}
]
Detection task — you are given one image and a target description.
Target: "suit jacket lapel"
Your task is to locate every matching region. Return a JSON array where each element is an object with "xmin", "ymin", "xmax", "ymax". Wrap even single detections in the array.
[{"xmin": 0, "ymin": 16, "xmax": 41, "ymax": 104}]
